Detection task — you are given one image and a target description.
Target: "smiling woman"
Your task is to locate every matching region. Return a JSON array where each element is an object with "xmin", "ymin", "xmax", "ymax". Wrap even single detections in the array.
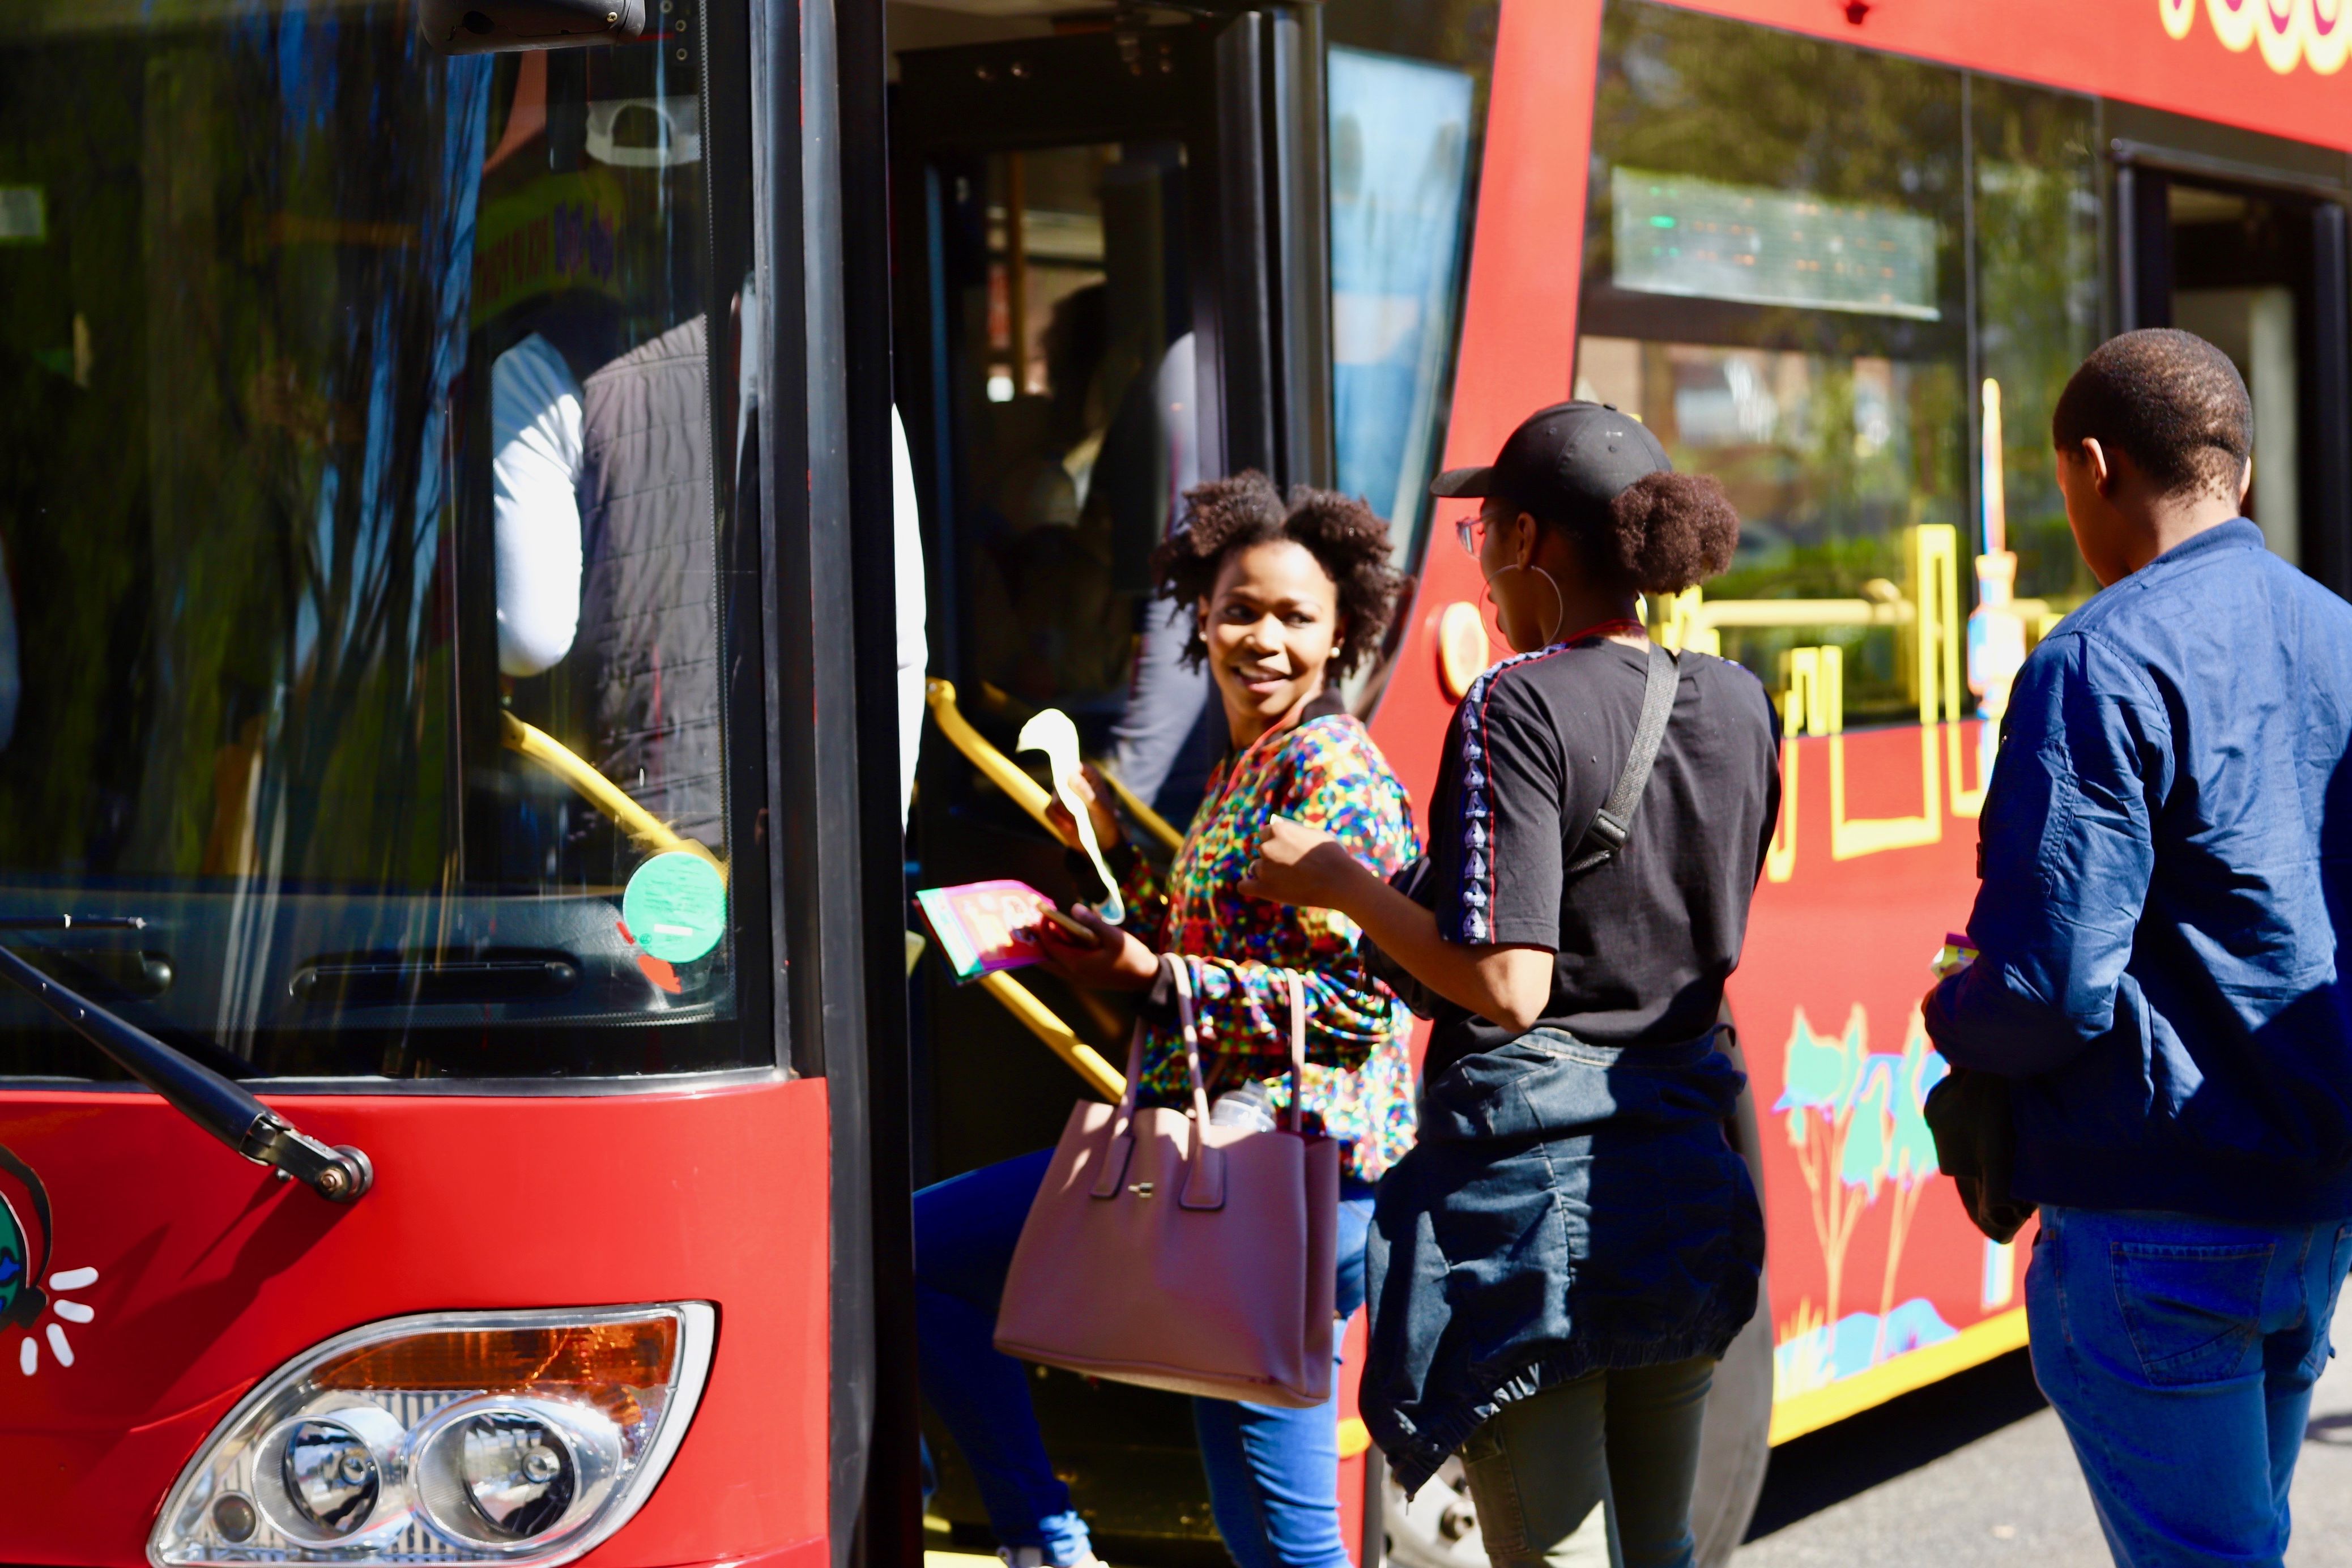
[
  {"xmin": 1147, "ymin": 470, "xmax": 1404, "ymax": 749},
  {"xmin": 917, "ymin": 472, "xmax": 1422, "ymax": 1568}
]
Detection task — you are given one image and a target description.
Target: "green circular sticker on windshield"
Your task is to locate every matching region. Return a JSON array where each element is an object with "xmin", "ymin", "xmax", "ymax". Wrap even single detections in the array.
[{"xmin": 623, "ymin": 851, "xmax": 728, "ymax": 964}]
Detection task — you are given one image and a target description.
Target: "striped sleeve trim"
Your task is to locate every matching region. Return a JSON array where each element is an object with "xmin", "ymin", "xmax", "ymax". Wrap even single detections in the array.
[{"xmin": 1442, "ymin": 645, "xmax": 1572, "ymax": 944}]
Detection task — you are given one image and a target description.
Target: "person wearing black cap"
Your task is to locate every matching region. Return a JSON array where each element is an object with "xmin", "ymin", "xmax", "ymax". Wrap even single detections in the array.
[{"xmin": 1243, "ymin": 403, "xmax": 1780, "ymax": 1567}]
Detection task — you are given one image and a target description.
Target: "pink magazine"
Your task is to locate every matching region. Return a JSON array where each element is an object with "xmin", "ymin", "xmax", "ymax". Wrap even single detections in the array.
[{"xmin": 914, "ymin": 879, "xmax": 1060, "ymax": 982}]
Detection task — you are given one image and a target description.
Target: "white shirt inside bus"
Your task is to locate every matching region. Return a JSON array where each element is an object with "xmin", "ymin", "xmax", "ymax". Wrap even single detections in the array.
[{"xmin": 489, "ymin": 328, "xmax": 928, "ymax": 825}]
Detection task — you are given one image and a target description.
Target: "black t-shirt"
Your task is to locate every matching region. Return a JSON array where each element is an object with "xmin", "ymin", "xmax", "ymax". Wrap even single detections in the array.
[{"xmin": 1412, "ymin": 638, "xmax": 1781, "ymax": 1076}]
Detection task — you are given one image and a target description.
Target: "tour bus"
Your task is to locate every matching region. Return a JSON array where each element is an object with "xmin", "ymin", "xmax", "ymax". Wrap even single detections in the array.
[{"xmin": 0, "ymin": 0, "xmax": 2346, "ymax": 1566}]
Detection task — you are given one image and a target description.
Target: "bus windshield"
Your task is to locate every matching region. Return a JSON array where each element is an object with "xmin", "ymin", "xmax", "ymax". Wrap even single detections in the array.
[{"xmin": 0, "ymin": 3, "xmax": 768, "ymax": 1083}]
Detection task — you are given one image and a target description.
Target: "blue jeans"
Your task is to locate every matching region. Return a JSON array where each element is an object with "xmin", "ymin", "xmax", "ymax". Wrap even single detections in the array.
[
  {"xmin": 914, "ymin": 1148, "xmax": 1374, "ymax": 1568},
  {"xmin": 2027, "ymin": 1204, "xmax": 2352, "ymax": 1567}
]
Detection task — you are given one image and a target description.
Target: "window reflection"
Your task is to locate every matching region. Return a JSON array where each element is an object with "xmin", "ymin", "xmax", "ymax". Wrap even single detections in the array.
[
  {"xmin": 1972, "ymin": 81, "xmax": 2099, "ymax": 601},
  {"xmin": 1328, "ymin": 45, "xmax": 1474, "ymax": 566},
  {"xmin": 949, "ymin": 143, "xmax": 1191, "ymax": 718},
  {"xmin": 0, "ymin": 6, "xmax": 755, "ymax": 1079},
  {"xmin": 1579, "ymin": 1, "xmax": 2099, "ymax": 723},
  {"xmin": 1582, "ymin": 1, "xmax": 1967, "ymax": 721}
]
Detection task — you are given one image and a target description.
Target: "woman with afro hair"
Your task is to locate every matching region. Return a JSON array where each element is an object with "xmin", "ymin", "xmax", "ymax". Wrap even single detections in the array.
[
  {"xmin": 1248, "ymin": 404, "xmax": 1780, "ymax": 1568},
  {"xmin": 913, "ymin": 471, "xmax": 1421, "ymax": 1568}
]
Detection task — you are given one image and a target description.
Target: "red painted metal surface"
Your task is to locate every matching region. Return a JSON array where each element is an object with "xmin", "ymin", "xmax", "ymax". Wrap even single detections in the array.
[
  {"xmin": 1368, "ymin": 0, "xmax": 1604, "ymax": 837},
  {"xmin": 0, "ymin": 1076, "xmax": 830, "ymax": 1566},
  {"xmin": 1334, "ymin": 1307, "xmax": 1369, "ymax": 1567},
  {"xmin": 1659, "ymin": 0, "xmax": 2352, "ymax": 155},
  {"xmin": 1728, "ymin": 726, "xmax": 2029, "ymax": 1395}
]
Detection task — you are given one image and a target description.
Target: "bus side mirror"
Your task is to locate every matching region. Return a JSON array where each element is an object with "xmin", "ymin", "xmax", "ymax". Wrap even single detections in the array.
[{"xmin": 418, "ymin": 0, "xmax": 647, "ymax": 54}]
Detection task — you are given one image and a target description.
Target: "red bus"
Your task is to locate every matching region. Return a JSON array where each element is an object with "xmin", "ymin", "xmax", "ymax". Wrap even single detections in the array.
[{"xmin": 0, "ymin": 1, "xmax": 2346, "ymax": 1566}]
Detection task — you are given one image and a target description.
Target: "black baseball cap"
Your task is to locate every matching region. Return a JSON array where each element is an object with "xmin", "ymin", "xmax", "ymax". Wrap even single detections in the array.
[{"xmin": 1430, "ymin": 401, "xmax": 1672, "ymax": 524}]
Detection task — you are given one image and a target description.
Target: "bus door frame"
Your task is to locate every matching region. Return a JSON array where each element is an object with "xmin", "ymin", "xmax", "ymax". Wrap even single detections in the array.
[
  {"xmin": 2107, "ymin": 114, "xmax": 2352, "ymax": 596},
  {"xmin": 889, "ymin": 8, "xmax": 1335, "ymax": 684},
  {"xmin": 874, "ymin": 7, "xmax": 1340, "ymax": 1557},
  {"xmin": 753, "ymin": 0, "xmax": 923, "ymax": 1561}
]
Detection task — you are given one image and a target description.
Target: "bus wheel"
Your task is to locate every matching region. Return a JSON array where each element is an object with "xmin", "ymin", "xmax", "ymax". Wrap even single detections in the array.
[
  {"xmin": 1381, "ymin": 1455, "xmax": 1485, "ymax": 1568},
  {"xmin": 1690, "ymin": 1271, "xmax": 1774, "ymax": 1567}
]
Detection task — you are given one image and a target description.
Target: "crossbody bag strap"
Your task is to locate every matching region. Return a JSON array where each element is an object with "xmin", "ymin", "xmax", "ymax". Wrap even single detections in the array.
[{"xmin": 1566, "ymin": 641, "xmax": 1680, "ymax": 875}]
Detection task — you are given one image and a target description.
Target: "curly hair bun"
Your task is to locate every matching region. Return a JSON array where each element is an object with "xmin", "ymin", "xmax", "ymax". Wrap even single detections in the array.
[{"xmin": 1608, "ymin": 472, "xmax": 1739, "ymax": 594}]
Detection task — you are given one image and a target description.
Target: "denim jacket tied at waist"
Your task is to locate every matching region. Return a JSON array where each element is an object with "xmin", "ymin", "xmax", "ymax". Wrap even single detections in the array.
[{"xmin": 1362, "ymin": 1026, "xmax": 1763, "ymax": 1494}]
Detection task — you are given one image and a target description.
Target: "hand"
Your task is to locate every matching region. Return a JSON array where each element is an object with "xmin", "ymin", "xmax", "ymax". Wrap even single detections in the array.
[
  {"xmin": 1027, "ymin": 904, "xmax": 1159, "ymax": 991},
  {"xmin": 1238, "ymin": 815, "xmax": 1366, "ymax": 913},
  {"xmin": 1042, "ymin": 764, "xmax": 1124, "ymax": 853}
]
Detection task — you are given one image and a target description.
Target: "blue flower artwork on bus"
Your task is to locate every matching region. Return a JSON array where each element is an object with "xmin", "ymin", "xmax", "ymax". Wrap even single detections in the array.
[
  {"xmin": 0, "ymin": 1145, "xmax": 100, "ymax": 1378},
  {"xmin": 1771, "ymin": 1004, "xmax": 1958, "ymax": 1396}
]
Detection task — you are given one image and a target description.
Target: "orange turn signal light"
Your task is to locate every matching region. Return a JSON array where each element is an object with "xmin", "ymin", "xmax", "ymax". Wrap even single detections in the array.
[{"xmin": 312, "ymin": 1314, "xmax": 679, "ymax": 1394}]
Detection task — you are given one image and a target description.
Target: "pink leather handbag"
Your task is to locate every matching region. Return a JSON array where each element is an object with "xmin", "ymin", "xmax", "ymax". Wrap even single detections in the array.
[{"xmin": 994, "ymin": 954, "xmax": 1340, "ymax": 1408}]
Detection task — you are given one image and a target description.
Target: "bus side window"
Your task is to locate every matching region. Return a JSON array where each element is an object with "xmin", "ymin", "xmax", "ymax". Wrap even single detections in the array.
[{"xmin": 1575, "ymin": 7, "xmax": 2099, "ymax": 726}]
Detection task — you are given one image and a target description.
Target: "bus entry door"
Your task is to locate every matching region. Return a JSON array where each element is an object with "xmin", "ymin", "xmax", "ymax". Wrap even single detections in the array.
[{"xmin": 887, "ymin": 7, "xmax": 1331, "ymax": 1557}]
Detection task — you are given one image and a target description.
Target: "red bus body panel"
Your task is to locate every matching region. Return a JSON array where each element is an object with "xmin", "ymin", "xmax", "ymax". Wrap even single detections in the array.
[
  {"xmin": 1658, "ymin": 0, "xmax": 2352, "ymax": 155},
  {"xmin": 0, "ymin": 1078, "xmax": 830, "ymax": 1565}
]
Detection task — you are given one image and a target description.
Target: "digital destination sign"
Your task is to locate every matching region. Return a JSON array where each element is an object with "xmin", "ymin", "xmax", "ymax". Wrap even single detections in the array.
[{"xmin": 1612, "ymin": 168, "xmax": 1941, "ymax": 321}]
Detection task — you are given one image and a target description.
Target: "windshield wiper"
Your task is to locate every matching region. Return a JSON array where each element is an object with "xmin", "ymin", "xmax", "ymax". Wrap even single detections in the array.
[{"xmin": 0, "ymin": 918, "xmax": 372, "ymax": 1203}]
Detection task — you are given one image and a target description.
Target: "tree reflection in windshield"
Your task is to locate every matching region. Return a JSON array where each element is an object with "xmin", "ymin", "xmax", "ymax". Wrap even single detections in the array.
[
  {"xmin": 0, "ymin": 5, "xmax": 757, "ymax": 1080},
  {"xmin": 0, "ymin": 8, "xmax": 490, "ymax": 888}
]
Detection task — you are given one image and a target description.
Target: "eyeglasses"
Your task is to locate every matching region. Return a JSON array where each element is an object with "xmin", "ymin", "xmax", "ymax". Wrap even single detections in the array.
[{"xmin": 1454, "ymin": 515, "xmax": 1486, "ymax": 557}]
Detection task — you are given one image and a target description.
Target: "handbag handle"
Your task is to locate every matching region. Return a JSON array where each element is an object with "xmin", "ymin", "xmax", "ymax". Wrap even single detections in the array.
[
  {"xmin": 1284, "ymin": 971, "xmax": 1306, "ymax": 1133},
  {"xmin": 1090, "ymin": 953, "xmax": 1221, "ymax": 1204}
]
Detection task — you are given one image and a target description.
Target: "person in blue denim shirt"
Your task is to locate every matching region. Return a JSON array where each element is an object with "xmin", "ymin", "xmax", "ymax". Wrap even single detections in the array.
[{"xmin": 1924, "ymin": 329, "xmax": 2352, "ymax": 1568}]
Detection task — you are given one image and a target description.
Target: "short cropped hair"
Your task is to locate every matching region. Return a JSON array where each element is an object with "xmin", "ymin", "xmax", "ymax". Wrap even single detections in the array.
[
  {"xmin": 1150, "ymin": 471, "xmax": 1405, "ymax": 678},
  {"xmin": 2051, "ymin": 329, "xmax": 2252, "ymax": 500}
]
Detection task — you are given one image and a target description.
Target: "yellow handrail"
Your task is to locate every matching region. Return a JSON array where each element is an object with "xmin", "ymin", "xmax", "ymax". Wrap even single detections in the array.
[
  {"xmin": 499, "ymin": 712, "xmax": 724, "ymax": 875},
  {"xmin": 1090, "ymin": 760, "xmax": 1184, "ymax": 857},
  {"xmin": 926, "ymin": 679, "xmax": 1074, "ymax": 847},
  {"xmin": 977, "ymin": 969, "xmax": 1127, "ymax": 1101}
]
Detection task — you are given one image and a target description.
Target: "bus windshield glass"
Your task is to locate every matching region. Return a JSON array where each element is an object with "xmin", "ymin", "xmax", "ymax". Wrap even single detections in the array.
[{"xmin": 0, "ymin": 3, "xmax": 768, "ymax": 1083}]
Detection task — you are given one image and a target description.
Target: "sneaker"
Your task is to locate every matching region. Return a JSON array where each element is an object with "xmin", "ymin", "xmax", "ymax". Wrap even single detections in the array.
[{"xmin": 996, "ymin": 1549, "xmax": 1104, "ymax": 1568}]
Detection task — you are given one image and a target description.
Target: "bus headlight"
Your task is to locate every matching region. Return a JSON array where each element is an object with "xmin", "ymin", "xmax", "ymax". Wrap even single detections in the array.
[
  {"xmin": 149, "ymin": 1303, "xmax": 713, "ymax": 1567},
  {"xmin": 259, "ymin": 1405, "xmax": 408, "ymax": 1543},
  {"xmin": 412, "ymin": 1398, "xmax": 612, "ymax": 1545}
]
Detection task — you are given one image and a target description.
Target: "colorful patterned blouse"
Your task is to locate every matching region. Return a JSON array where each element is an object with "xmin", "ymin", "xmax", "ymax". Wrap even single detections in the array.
[{"xmin": 1119, "ymin": 706, "xmax": 1421, "ymax": 1181}]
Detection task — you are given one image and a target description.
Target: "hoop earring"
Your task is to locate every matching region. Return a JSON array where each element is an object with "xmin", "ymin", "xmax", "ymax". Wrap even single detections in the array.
[{"xmin": 1485, "ymin": 563, "xmax": 1566, "ymax": 648}]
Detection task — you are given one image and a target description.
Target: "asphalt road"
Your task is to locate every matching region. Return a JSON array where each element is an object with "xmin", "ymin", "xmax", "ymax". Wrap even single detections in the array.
[
  {"xmin": 925, "ymin": 1297, "xmax": 2352, "ymax": 1568},
  {"xmin": 1738, "ymin": 1294, "xmax": 2352, "ymax": 1566}
]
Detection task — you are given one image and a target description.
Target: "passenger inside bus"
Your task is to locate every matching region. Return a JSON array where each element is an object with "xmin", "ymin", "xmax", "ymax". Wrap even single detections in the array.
[
  {"xmin": 478, "ymin": 47, "xmax": 727, "ymax": 884},
  {"xmin": 494, "ymin": 309, "xmax": 726, "ymax": 862}
]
